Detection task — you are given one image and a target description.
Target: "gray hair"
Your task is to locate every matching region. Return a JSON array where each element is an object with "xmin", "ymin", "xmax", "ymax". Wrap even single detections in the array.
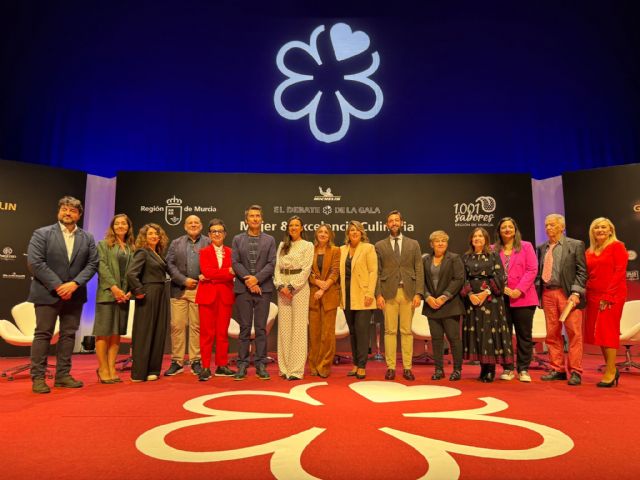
[{"xmin": 545, "ymin": 213, "xmax": 565, "ymax": 228}]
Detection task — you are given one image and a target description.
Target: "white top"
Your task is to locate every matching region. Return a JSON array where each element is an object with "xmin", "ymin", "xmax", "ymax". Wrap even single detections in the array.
[
  {"xmin": 59, "ymin": 222, "xmax": 78, "ymax": 261},
  {"xmin": 274, "ymin": 239, "xmax": 314, "ymax": 291}
]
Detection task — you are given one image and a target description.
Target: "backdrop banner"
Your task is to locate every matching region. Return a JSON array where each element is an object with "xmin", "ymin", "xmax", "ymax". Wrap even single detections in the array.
[
  {"xmin": 563, "ymin": 163, "xmax": 640, "ymax": 300},
  {"xmin": 0, "ymin": 159, "xmax": 87, "ymax": 356},
  {"xmin": 116, "ymin": 171, "xmax": 534, "ymax": 258}
]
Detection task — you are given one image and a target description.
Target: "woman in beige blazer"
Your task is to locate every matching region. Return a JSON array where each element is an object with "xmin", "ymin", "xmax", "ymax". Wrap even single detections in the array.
[
  {"xmin": 339, "ymin": 220, "xmax": 378, "ymax": 379},
  {"xmin": 308, "ymin": 224, "xmax": 341, "ymax": 378}
]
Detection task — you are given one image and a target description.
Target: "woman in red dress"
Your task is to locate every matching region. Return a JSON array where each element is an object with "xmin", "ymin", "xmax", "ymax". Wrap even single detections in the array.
[{"xmin": 584, "ymin": 217, "xmax": 628, "ymax": 388}]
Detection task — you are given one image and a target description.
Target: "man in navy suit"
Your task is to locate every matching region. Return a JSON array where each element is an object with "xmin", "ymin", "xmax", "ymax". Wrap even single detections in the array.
[
  {"xmin": 27, "ymin": 196, "xmax": 99, "ymax": 394},
  {"xmin": 231, "ymin": 205, "xmax": 276, "ymax": 380}
]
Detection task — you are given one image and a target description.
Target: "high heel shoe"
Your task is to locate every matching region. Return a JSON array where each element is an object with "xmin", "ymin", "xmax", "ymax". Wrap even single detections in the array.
[
  {"xmin": 596, "ymin": 369, "xmax": 620, "ymax": 388},
  {"xmin": 96, "ymin": 369, "xmax": 115, "ymax": 384}
]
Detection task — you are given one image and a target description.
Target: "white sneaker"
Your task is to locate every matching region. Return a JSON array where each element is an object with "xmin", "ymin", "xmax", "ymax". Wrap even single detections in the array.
[
  {"xmin": 500, "ymin": 369, "xmax": 515, "ymax": 381},
  {"xmin": 146, "ymin": 374, "xmax": 159, "ymax": 381},
  {"xmin": 518, "ymin": 371, "xmax": 532, "ymax": 383}
]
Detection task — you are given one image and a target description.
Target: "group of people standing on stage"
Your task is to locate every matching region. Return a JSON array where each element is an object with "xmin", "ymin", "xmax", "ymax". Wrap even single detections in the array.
[{"xmin": 26, "ymin": 196, "xmax": 629, "ymax": 393}]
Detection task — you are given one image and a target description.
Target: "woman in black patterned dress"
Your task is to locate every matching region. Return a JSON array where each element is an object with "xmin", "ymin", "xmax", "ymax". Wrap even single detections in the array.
[{"xmin": 461, "ymin": 227, "xmax": 512, "ymax": 383}]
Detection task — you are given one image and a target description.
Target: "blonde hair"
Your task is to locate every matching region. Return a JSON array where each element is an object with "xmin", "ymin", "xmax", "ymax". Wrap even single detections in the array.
[
  {"xmin": 588, "ymin": 217, "xmax": 617, "ymax": 253},
  {"xmin": 429, "ymin": 230, "xmax": 449, "ymax": 243},
  {"xmin": 314, "ymin": 224, "xmax": 335, "ymax": 247},
  {"xmin": 344, "ymin": 220, "xmax": 369, "ymax": 245}
]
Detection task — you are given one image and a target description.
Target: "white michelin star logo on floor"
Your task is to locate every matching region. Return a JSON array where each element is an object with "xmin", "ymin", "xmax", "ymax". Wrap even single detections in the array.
[
  {"xmin": 136, "ymin": 382, "xmax": 574, "ymax": 479},
  {"xmin": 274, "ymin": 23, "xmax": 384, "ymax": 143}
]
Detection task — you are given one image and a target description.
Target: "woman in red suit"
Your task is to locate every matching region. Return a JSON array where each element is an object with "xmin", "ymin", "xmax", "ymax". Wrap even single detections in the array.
[
  {"xmin": 195, "ymin": 219, "xmax": 236, "ymax": 381},
  {"xmin": 584, "ymin": 217, "xmax": 628, "ymax": 388}
]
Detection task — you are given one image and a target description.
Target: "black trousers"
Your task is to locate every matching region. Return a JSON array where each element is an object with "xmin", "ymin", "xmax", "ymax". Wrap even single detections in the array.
[
  {"xmin": 31, "ymin": 301, "xmax": 83, "ymax": 379},
  {"xmin": 428, "ymin": 315, "xmax": 462, "ymax": 370},
  {"xmin": 344, "ymin": 307, "xmax": 371, "ymax": 368},
  {"xmin": 131, "ymin": 283, "xmax": 169, "ymax": 380},
  {"xmin": 235, "ymin": 291, "xmax": 271, "ymax": 367},
  {"xmin": 504, "ymin": 301, "xmax": 535, "ymax": 372}
]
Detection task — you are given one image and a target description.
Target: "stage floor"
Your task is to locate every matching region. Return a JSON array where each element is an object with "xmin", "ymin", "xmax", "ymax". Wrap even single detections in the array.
[{"xmin": 1, "ymin": 353, "xmax": 639, "ymax": 480}]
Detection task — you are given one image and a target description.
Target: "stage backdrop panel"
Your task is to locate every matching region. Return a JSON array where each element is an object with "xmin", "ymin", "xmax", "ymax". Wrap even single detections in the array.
[
  {"xmin": 0, "ymin": 159, "xmax": 87, "ymax": 356},
  {"xmin": 115, "ymin": 172, "xmax": 534, "ymax": 257},
  {"xmin": 563, "ymin": 163, "xmax": 640, "ymax": 300}
]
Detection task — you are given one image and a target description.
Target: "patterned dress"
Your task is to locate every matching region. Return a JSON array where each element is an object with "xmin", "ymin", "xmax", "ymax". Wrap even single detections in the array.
[
  {"xmin": 461, "ymin": 252, "xmax": 513, "ymax": 364},
  {"xmin": 274, "ymin": 239, "xmax": 314, "ymax": 378}
]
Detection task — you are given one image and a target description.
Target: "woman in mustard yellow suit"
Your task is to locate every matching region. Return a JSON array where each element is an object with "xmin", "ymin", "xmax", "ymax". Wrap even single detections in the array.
[
  {"xmin": 308, "ymin": 224, "xmax": 341, "ymax": 378},
  {"xmin": 339, "ymin": 220, "xmax": 377, "ymax": 379}
]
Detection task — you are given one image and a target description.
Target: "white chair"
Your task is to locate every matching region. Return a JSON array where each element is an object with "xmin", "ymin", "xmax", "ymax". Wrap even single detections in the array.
[
  {"xmin": 615, "ymin": 300, "xmax": 640, "ymax": 372},
  {"xmin": 530, "ymin": 307, "xmax": 550, "ymax": 370},
  {"xmin": 411, "ymin": 301, "xmax": 435, "ymax": 364},
  {"xmin": 115, "ymin": 300, "xmax": 135, "ymax": 371},
  {"xmin": 0, "ymin": 302, "xmax": 60, "ymax": 380},
  {"xmin": 228, "ymin": 302, "xmax": 278, "ymax": 364},
  {"xmin": 333, "ymin": 307, "xmax": 351, "ymax": 364}
]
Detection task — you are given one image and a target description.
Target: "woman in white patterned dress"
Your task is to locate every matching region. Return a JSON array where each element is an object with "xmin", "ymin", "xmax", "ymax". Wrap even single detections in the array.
[{"xmin": 274, "ymin": 216, "xmax": 314, "ymax": 380}]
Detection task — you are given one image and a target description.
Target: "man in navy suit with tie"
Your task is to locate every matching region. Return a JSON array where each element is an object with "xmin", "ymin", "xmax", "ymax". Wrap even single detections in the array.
[
  {"xmin": 27, "ymin": 196, "xmax": 99, "ymax": 394},
  {"xmin": 231, "ymin": 205, "xmax": 276, "ymax": 380}
]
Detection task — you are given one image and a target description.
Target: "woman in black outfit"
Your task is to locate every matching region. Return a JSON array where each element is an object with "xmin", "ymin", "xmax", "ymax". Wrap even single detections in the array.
[
  {"xmin": 126, "ymin": 223, "xmax": 170, "ymax": 382},
  {"xmin": 460, "ymin": 227, "xmax": 512, "ymax": 383},
  {"xmin": 422, "ymin": 230, "xmax": 466, "ymax": 381}
]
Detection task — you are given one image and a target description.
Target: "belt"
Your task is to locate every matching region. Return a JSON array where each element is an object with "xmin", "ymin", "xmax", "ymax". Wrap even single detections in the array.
[
  {"xmin": 280, "ymin": 268, "xmax": 302, "ymax": 275},
  {"xmin": 543, "ymin": 284, "xmax": 562, "ymax": 290}
]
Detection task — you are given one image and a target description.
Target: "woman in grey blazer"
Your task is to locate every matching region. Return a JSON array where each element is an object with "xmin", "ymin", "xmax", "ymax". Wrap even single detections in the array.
[
  {"xmin": 422, "ymin": 230, "xmax": 466, "ymax": 381},
  {"xmin": 93, "ymin": 214, "xmax": 135, "ymax": 383}
]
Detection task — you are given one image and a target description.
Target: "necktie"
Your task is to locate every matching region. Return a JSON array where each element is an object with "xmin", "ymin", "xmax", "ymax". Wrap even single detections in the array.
[
  {"xmin": 393, "ymin": 237, "xmax": 400, "ymax": 259},
  {"xmin": 541, "ymin": 243, "xmax": 557, "ymax": 283}
]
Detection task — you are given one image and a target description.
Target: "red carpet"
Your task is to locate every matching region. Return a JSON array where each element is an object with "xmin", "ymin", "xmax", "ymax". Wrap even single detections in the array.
[{"xmin": 1, "ymin": 353, "xmax": 639, "ymax": 479}]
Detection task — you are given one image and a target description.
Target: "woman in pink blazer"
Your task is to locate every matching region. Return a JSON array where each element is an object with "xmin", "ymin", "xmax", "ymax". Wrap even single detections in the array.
[
  {"xmin": 195, "ymin": 219, "xmax": 236, "ymax": 381},
  {"xmin": 493, "ymin": 217, "xmax": 539, "ymax": 382}
]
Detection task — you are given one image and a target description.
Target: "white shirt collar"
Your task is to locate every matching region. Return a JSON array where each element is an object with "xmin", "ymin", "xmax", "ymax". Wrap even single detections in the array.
[{"xmin": 59, "ymin": 222, "xmax": 78, "ymax": 235}]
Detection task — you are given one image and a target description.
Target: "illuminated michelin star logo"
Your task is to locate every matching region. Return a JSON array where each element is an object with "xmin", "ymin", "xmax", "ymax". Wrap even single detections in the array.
[{"xmin": 274, "ymin": 23, "xmax": 383, "ymax": 143}]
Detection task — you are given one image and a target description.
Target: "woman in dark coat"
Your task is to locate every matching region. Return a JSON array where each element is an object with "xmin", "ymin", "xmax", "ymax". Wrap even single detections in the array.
[
  {"xmin": 422, "ymin": 230, "xmax": 466, "ymax": 381},
  {"xmin": 126, "ymin": 223, "xmax": 170, "ymax": 382}
]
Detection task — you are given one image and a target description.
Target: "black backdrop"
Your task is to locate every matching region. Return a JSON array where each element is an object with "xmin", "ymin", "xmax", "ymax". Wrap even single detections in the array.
[
  {"xmin": 563, "ymin": 163, "xmax": 640, "ymax": 300},
  {"xmin": 116, "ymin": 171, "xmax": 535, "ymax": 353},
  {"xmin": 0, "ymin": 159, "xmax": 87, "ymax": 356},
  {"xmin": 115, "ymin": 172, "xmax": 534, "ymax": 255}
]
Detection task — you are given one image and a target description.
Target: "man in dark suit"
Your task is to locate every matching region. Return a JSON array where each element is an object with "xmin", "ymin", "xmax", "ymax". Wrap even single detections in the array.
[
  {"xmin": 165, "ymin": 215, "xmax": 210, "ymax": 376},
  {"xmin": 536, "ymin": 213, "xmax": 587, "ymax": 386},
  {"xmin": 231, "ymin": 205, "xmax": 276, "ymax": 380},
  {"xmin": 27, "ymin": 196, "xmax": 99, "ymax": 394},
  {"xmin": 375, "ymin": 210, "xmax": 424, "ymax": 381}
]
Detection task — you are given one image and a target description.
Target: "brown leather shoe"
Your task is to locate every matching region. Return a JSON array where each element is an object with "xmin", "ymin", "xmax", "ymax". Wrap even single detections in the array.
[
  {"xmin": 54, "ymin": 375, "xmax": 84, "ymax": 388},
  {"xmin": 347, "ymin": 367, "xmax": 358, "ymax": 377},
  {"xmin": 402, "ymin": 369, "xmax": 415, "ymax": 381},
  {"xmin": 384, "ymin": 369, "xmax": 396, "ymax": 380},
  {"xmin": 355, "ymin": 368, "xmax": 366, "ymax": 379}
]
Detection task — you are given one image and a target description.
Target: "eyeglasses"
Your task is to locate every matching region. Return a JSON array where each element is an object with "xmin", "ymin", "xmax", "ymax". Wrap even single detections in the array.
[{"xmin": 209, "ymin": 230, "xmax": 225, "ymax": 235}]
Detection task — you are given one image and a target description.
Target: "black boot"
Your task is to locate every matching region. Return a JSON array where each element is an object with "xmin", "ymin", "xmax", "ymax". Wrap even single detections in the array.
[
  {"xmin": 484, "ymin": 364, "xmax": 496, "ymax": 383},
  {"xmin": 478, "ymin": 363, "xmax": 488, "ymax": 382}
]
